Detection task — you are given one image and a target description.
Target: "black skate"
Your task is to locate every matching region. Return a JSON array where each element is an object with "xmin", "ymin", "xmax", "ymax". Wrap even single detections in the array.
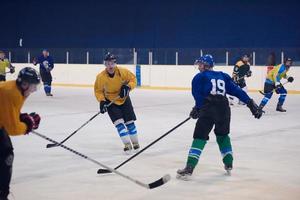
[
  {"xmin": 276, "ymin": 104, "xmax": 286, "ymax": 112},
  {"xmin": 46, "ymin": 93, "xmax": 53, "ymax": 96},
  {"xmin": 224, "ymin": 163, "xmax": 233, "ymax": 176},
  {"xmin": 258, "ymin": 105, "xmax": 265, "ymax": 114},
  {"xmin": 176, "ymin": 165, "xmax": 194, "ymax": 180},
  {"xmin": 123, "ymin": 143, "xmax": 132, "ymax": 153},
  {"xmin": 132, "ymin": 143, "xmax": 140, "ymax": 150}
]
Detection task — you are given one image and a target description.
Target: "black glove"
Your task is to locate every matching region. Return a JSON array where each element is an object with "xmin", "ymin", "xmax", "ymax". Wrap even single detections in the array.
[
  {"xmin": 247, "ymin": 99, "xmax": 263, "ymax": 119},
  {"xmin": 119, "ymin": 85, "xmax": 130, "ymax": 98},
  {"xmin": 287, "ymin": 76, "xmax": 294, "ymax": 83},
  {"xmin": 246, "ymin": 70, "xmax": 252, "ymax": 77},
  {"xmin": 9, "ymin": 66, "xmax": 15, "ymax": 74},
  {"xmin": 189, "ymin": 107, "xmax": 200, "ymax": 119},
  {"xmin": 99, "ymin": 101, "xmax": 109, "ymax": 114}
]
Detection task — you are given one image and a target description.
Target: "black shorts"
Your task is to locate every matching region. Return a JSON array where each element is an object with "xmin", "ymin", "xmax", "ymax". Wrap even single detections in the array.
[
  {"xmin": 40, "ymin": 69, "xmax": 52, "ymax": 84},
  {"xmin": 264, "ymin": 82, "xmax": 275, "ymax": 93},
  {"xmin": 0, "ymin": 75, "xmax": 6, "ymax": 82},
  {"xmin": 193, "ymin": 95, "xmax": 231, "ymax": 140},
  {"xmin": 107, "ymin": 96, "xmax": 136, "ymax": 123}
]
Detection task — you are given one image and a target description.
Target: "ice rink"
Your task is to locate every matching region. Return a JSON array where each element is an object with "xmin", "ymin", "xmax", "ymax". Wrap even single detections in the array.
[{"xmin": 10, "ymin": 87, "xmax": 300, "ymax": 200}]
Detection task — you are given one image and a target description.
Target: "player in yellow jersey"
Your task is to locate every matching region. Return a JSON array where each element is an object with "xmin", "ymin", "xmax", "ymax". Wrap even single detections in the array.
[
  {"xmin": 0, "ymin": 67, "xmax": 41, "ymax": 200},
  {"xmin": 94, "ymin": 53, "xmax": 139, "ymax": 152},
  {"xmin": 0, "ymin": 51, "xmax": 15, "ymax": 82},
  {"xmin": 259, "ymin": 58, "xmax": 294, "ymax": 112}
]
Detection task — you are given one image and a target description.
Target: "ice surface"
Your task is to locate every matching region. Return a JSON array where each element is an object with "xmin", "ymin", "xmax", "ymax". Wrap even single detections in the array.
[{"xmin": 10, "ymin": 87, "xmax": 300, "ymax": 200}]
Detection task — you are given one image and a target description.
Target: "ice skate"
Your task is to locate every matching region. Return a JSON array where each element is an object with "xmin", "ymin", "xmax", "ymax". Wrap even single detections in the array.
[
  {"xmin": 132, "ymin": 142, "xmax": 140, "ymax": 151},
  {"xmin": 276, "ymin": 104, "xmax": 286, "ymax": 112},
  {"xmin": 176, "ymin": 165, "xmax": 194, "ymax": 180},
  {"xmin": 123, "ymin": 143, "xmax": 132, "ymax": 154},
  {"xmin": 224, "ymin": 163, "xmax": 233, "ymax": 176}
]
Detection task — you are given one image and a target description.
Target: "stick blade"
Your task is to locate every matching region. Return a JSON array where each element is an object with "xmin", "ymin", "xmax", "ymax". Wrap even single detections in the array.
[
  {"xmin": 46, "ymin": 143, "xmax": 58, "ymax": 148},
  {"xmin": 148, "ymin": 174, "xmax": 171, "ymax": 189},
  {"xmin": 97, "ymin": 168, "xmax": 112, "ymax": 174}
]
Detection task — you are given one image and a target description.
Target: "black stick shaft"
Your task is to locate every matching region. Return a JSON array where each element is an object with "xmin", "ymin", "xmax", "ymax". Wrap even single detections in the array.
[
  {"xmin": 114, "ymin": 117, "xmax": 191, "ymax": 170},
  {"xmin": 33, "ymin": 131, "xmax": 169, "ymax": 189},
  {"xmin": 47, "ymin": 97, "xmax": 119, "ymax": 147}
]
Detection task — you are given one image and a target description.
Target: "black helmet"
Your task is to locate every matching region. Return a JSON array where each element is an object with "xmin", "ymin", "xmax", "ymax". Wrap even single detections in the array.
[
  {"xmin": 17, "ymin": 67, "xmax": 40, "ymax": 84},
  {"xmin": 284, "ymin": 57, "xmax": 293, "ymax": 63},
  {"xmin": 104, "ymin": 53, "xmax": 117, "ymax": 62}
]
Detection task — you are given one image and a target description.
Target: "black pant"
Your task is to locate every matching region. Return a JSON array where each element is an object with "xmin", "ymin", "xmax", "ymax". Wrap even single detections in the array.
[
  {"xmin": 193, "ymin": 95, "xmax": 231, "ymax": 140},
  {"xmin": 107, "ymin": 96, "xmax": 137, "ymax": 123},
  {"xmin": 0, "ymin": 129, "xmax": 14, "ymax": 199},
  {"xmin": 0, "ymin": 75, "xmax": 5, "ymax": 82},
  {"xmin": 40, "ymin": 69, "xmax": 52, "ymax": 85}
]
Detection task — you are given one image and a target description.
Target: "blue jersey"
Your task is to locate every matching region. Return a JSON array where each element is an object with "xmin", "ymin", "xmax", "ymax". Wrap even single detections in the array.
[
  {"xmin": 37, "ymin": 55, "xmax": 54, "ymax": 72},
  {"xmin": 192, "ymin": 70, "xmax": 250, "ymax": 108}
]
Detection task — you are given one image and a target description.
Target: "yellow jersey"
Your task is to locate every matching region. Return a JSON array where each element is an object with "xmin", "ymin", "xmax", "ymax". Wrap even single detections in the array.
[
  {"xmin": 94, "ymin": 66, "xmax": 137, "ymax": 105},
  {"xmin": 0, "ymin": 80, "xmax": 27, "ymax": 136},
  {"xmin": 0, "ymin": 58, "xmax": 10, "ymax": 74},
  {"xmin": 266, "ymin": 64, "xmax": 288, "ymax": 83}
]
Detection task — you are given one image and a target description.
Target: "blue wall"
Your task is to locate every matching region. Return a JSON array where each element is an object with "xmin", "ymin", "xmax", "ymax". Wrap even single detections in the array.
[{"xmin": 1, "ymin": 0, "xmax": 300, "ymax": 48}]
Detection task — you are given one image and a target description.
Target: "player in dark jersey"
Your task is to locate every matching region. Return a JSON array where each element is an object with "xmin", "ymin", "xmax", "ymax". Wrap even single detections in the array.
[
  {"xmin": 229, "ymin": 54, "xmax": 252, "ymax": 105},
  {"xmin": 176, "ymin": 55, "xmax": 262, "ymax": 180}
]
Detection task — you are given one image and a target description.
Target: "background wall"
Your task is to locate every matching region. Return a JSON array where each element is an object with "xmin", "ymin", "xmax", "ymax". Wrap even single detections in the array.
[
  {"xmin": 1, "ymin": 0, "xmax": 300, "ymax": 48},
  {"xmin": 6, "ymin": 64, "xmax": 300, "ymax": 92}
]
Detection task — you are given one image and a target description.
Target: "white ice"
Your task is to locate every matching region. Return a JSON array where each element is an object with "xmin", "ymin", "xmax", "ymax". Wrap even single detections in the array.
[{"xmin": 10, "ymin": 87, "xmax": 300, "ymax": 200}]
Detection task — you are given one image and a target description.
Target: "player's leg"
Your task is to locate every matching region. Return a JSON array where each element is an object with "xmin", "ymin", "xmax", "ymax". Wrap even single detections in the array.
[
  {"xmin": 122, "ymin": 97, "xmax": 139, "ymax": 150},
  {"xmin": 259, "ymin": 82, "xmax": 274, "ymax": 110},
  {"xmin": 0, "ymin": 130, "xmax": 14, "ymax": 200},
  {"xmin": 44, "ymin": 72, "xmax": 53, "ymax": 96},
  {"xmin": 107, "ymin": 104, "xmax": 132, "ymax": 152},
  {"xmin": 276, "ymin": 86, "xmax": 287, "ymax": 112},
  {"xmin": 177, "ymin": 117, "xmax": 213, "ymax": 179}
]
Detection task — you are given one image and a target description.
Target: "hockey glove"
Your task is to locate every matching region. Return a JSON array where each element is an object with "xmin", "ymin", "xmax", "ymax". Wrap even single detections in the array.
[
  {"xmin": 246, "ymin": 70, "xmax": 252, "ymax": 77},
  {"xmin": 20, "ymin": 113, "xmax": 35, "ymax": 134},
  {"xmin": 287, "ymin": 76, "xmax": 294, "ymax": 83},
  {"xmin": 9, "ymin": 66, "xmax": 15, "ymax": 74},
  {"xmin": 190, "ymin": 107, "xmax": 201, "ymax": 119},
  {"xmin": 119, "ymin": 84, "xmax": 130, "ymax": 98},
  {"xmin": 247, "ymin": 99, "xmax": 262, "ymax": 119},
  {"xmin": 100, "ymin": 101, "xmax": 109, "ymax": 114},
  {"xmin": 29, "ymin": 112, "xmax": 41, "ymax": 129}
]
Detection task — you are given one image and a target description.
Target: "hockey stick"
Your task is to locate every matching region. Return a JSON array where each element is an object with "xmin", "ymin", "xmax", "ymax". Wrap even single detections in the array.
[
  {"xmin": 97, "ymin": 117, "xmax": 191, "ymax": 174},
  {"xmin": 46, "ymin": 96, "xmax": 119, "ymax": 148},
  {"xmin": 259, "ymin": 81, "xmax": 288, "ymax": 95},
  {"xmin": 33, "ymin": 131, "xmax": 170, "ymax": 189}
]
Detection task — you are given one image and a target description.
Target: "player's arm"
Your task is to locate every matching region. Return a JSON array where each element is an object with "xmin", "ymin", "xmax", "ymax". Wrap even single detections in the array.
[
  {"xmin": 4, "ymin": 102, "xmax": 27, "ymax": 136},
  {"xmin": 224, "ymin": 73, "xmax": 262, "ymax": 118},
  {"xmin": 94, "ymin": 75, "xmax": 106, "ymax": 102},
  {"xmin": 48, "ymin": 57, "xmax": 54, "ymax": 71},
  {"xmin": 119, "ymin": 69, "xmax": 137, "ymax": 98},
  {"xmin": 126, "ymin": 69, "xmax": 137, "ymax": 90},
  {"xmin": 191, "ymin": 74, "xmax": 204, "ymax": 108},
  {"xmin": 232, "ymin": 63, "xmax": 240, "ymax": 81}
]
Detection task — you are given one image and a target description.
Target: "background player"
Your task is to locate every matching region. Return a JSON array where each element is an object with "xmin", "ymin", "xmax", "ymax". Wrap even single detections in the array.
[
  {"xmin": 259, "ymin": 58, "xmax": 294, "ymax": 112},
  {"xmin": 94, "ymin": 53, "xmax": 140, "ymax": 153},
  {"xmin": 229, "ymin": 54, "xmax": 252, "ymax": 105},
  {"xmin": 177, "ymin": 55, "xmax": 262, "ymax": 180},
  {"xmin": 0, "ymin": 51, "xmax": 15, "ymax": 82},
  {"xmin": 33, "ymin": 49, "xmax": 54, "ymax": 96},
  {"xmin": 0, "ymin": 67, "xmax": 41, "ymax": 200}
]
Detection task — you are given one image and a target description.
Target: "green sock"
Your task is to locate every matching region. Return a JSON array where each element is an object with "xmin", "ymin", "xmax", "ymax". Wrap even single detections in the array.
[
  {"xmin": 187, "ymin": 139, "xmax": 207, "ymax": 168},
  {"xmin": 216, "ymin": 135, "xmax": 233, "ymax": 165}
]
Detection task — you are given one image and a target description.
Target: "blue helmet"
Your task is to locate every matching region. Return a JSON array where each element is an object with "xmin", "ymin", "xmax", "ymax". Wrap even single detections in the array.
[{"xmin": 195, "ymin": 54, "xmax": 214, "ymax": 68}]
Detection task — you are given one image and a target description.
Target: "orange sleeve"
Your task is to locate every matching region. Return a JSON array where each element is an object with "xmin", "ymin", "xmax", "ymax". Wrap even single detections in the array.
[
  {"xmin": 124, "ymin": 69, "xmax": 137, "ymax": 90},
  {"xmin": 94, "ymin": 74, "xmax": 106, "ymax": 102}
]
